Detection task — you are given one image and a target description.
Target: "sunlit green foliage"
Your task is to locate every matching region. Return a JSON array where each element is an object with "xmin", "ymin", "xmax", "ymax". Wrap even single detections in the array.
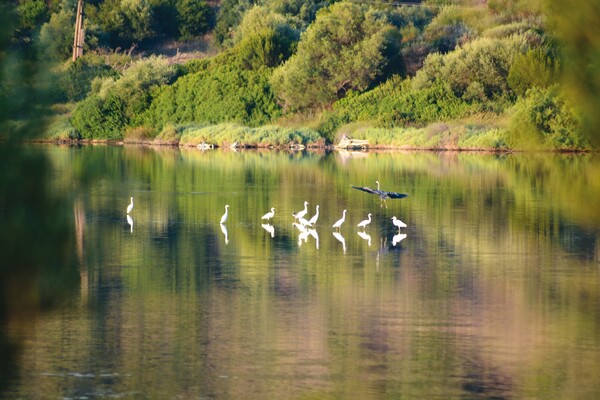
[
  {"xmin": 71, "ymin": 56, "xmax": 178, "ymax": 138},
  {"xmin": 507, "ymin": 86, "xmax": 586, "ymax": 149},
  {"xmin": 233, "ymin": 6, "xmax": 300, "ymax": 69},
  {"xmin": 159, "ymin": 122, "xmax": 322, "ymax": 147},
  {"xmin": 54, "ymin": 55, "xmax": 119, "ymax": 102},
  {"xmin": 143, "ymin": 62, "xmax": 280, "ymax": 130},
  {"xmin": 271, "ymin": 2, "xmax": 401, "ymax": 110},
  {"xmin": 413, "ymin": 36, "xmax": 528, "ymax": 101},
  {"xmin": 331, "ymin": 76, "xmax": 471, "ymax": 129},
  {"xmin": 508, "ymin": 48, "xmax": 560, "ymax": 96},
  {"xmin": 15, "ymin": 0, "xmax": 598, "ymax": 150}
]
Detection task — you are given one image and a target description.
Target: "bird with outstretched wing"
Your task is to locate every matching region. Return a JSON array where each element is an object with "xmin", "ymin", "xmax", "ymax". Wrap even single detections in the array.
[{"xmin": 351, "ymin": 181, "xmax": 408, "ymax": 206}]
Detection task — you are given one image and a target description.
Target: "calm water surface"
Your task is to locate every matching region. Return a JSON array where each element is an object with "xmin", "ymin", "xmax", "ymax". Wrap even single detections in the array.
[{"xmin": 3, "ymin": 146, "xmax": 600, "ymax": 399}]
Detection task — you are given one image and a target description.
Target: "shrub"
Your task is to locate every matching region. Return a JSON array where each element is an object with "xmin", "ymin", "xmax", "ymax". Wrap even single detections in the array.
[
  {"xmin": 413, "ymin": 35, "xmax": 528, "ymax": 101},
  {"xmin": 143, "ymin": 64, "xmax": 281, "ymax": 129},
  {"xmin": 173, "ymin": 123, "xmax": 322, "ymax": 147},
  {"xmin": 71, "ymin": 93, "xmax": 127, "ymax": 140},
  {"xmin": 507, "ymin": 86, "xmax": 587, "ymax": 149},
  {"xmin": 177, "ymin": 0, "xmax": 213, "ymax": 40},
  {"xmin": 270, "ymin": 2, "xmax": 401, "ymax": 110},
  {"xmin": 508, "ymin": 48, "xmax": 560, "ymax": 97},
  {"xmin": 331, "ymin": 76, "xmax": 470, "ymax": 128},
  {"xmin": 56, "ymin": 56, "xmax": 119, "ymax": 102}
]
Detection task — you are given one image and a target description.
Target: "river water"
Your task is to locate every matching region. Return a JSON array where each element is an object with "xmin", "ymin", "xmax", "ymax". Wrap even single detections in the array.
[{"xmin": 2, "ymin": 145, "xmax": 600, "ymax": 399}]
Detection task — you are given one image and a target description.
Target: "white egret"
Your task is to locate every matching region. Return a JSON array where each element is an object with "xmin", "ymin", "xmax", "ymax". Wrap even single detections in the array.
[
  {"xmin": 294, "ymin": 201, "xmax": 309, "ymax": 221},
  {"xmin": 357, "ymin": 213, "xmax": 372, "ymax": 230},
  {"xmin": 308, "ymin": 205, "xmax": 320, "ymax": 225},
  {"xmin": 220, "ymin": 205, "xmax": 230, "ymax": 224},
  {"xmin": 391, "ymin": 216, "xmax": 407, "ymax": 230},
  {"xmin": 126, "ymin": 197, "xmax": 134, "ymax": 214},
  {"xmin": 332, "ymin": 209, "xmax": 347, "ymax": 230},
  {"xmin": 262, "ymin": 207, "xmax": 275, "ymax": 222}
]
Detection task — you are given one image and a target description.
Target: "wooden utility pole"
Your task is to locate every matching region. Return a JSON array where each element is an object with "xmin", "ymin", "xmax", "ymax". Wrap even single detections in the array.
[{"xmin": 72, "ymin": 0, "xmax": 84, "ymax": 61}]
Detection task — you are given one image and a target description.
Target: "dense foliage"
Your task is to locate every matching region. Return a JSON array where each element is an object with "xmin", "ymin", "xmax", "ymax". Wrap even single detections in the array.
[
  {"xmin": 6, "ymin": 0, "xmax": 599, "ymax": 149},
  {"xmin": 271, "ymin": 2, "xmax": 403, "ymax": 110},
  {"xmin": 143, "ymin": 62, "xmax": 281, "ymax": 131}
]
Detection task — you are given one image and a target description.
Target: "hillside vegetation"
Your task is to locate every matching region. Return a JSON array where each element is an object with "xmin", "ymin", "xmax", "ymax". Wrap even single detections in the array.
[{"xmin": 7, "ymin": 0, "xmax": 600, "ymax": 150}]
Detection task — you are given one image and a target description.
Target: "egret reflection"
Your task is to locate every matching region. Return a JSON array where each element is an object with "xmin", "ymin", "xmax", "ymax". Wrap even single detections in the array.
[
  {"xmin": 292, "ymin": 222, "xmax": 306, "ymax": 233},
  {"xmin": 332, "ymin": 231, "xmax": 346, "ymax": 254},
  {"xmin": 261, "ymin": 223, "xmax": 275, "ymax": 238},
  {"xmin": 392, "ymin": 233, "xmax": 407, "ymax": 246},
  {"xmin": 220, "ymin": 223, "xmax": 229, "ymax": 244},
  {"xmin": 298, "ymin": 228, "xmax": 310, "ymax": 246},
  {"xmin": 309, "ymin": 229, "xmax": 319, "ymax": 249},
  {"xmin": 126, "ymin": 215, "xmax": 133, "ymax": 233},
  {"xmin": 357, "ymin": 230, "xmax": 372, "ymax": 246}
]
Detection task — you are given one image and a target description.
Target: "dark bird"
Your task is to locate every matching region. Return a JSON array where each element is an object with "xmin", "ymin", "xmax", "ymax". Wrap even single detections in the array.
[{"xmin": 352, "ymin": 181, "xmax": 408, "ymax": 207}]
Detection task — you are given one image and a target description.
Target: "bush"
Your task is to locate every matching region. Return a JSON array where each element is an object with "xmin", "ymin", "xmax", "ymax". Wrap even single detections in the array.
[
  {"xmin": 167, "ymin": 123, "xmax": 322, "ymax": 147},
  {"xmin": 56, "ymin": 56, "xmax": 118, "ymax": 102},
  {"xmin": 71, "ymin": 93, "xmax": 127, "ymax": 140},
  {"xmin": 177, "ymin": 0, "xmax": 213, "ymax": 40},
  {"xmin": 270, "ymin": 2, "xmax": 401, "ymax": 110},
  {"xmin": 143, "ymin": 64, "xmax": 281, "ymax": 129},
  {"xmin": 508, "ymin": 48, "xmax": 560, "ymax": 97},
  {"xmin": 507, "ymin": 86, "xmax": 587, "ymax": 149},
  {"xmin": 331, "ymin": 76, "xmax": 471, "ymax": 128},
  {"xmin": 413, "ymin": 35, "xmax": 528, "ymax": 101},
  {"xmin": 232, "ymin": 6, "xmax": 300, "ymax": 69}
]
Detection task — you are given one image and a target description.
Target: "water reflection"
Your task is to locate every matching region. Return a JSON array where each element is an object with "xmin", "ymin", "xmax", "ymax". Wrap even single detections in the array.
[
  {"xmin": 333, "ymin": 231, "xmax": 347, "ymax": 254},
  {"xmin": 220, "ymin": 223, "xmax": 228, "ymax": 244},
  {"xmin": 309, "ymin": 229, "xmax": 319, "ymax": 249},
  {"xmin": 6, "ymin": 146, "xmax": 600, "ymax": 400},
  {"xmin": 261, "ymin": 223, "xmax": 275, "ymax": 238},
  {"xmin": 392, "ymin": 232, "xmax": 407, "ymax": 246},
  {"xmin": 357, "ymin": 230, "xmax": 372, "ymax": 246},
  {"xmin": 126, "ymin": 215, "xmax": 134, "ymax": 233}
]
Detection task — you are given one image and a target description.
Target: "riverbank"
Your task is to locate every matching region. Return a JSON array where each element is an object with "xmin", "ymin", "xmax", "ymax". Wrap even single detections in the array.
[{"xmin": 42, "ymin": 118, "xmax": 595, "ymax": 152}]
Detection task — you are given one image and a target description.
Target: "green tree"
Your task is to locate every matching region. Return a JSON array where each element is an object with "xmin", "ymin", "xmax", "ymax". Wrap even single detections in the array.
[
  {"xmin": 413, "ymin": 35, "xmax": 527, "ymax": 101},
  {"xmin": 214, "ymin": 0, "xmax": 255, "ymax": 46},
  {"xmin": 508, "ymin": 48, "xmax": 560, "ymax": 96},
  {"xmin": 271, "ymin": 2, "xmax": 400, "ymax": 110},
  {"xmin": 38, "ymin": 1, "xmax": 74, "ymax": 61},
  {"xmin": 233, "ymin": 6, "xmax": 299, "ymax": 69},
  {"xmin": 177, "ymin": 0, "xmax": 213, "ymax": 40}
]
